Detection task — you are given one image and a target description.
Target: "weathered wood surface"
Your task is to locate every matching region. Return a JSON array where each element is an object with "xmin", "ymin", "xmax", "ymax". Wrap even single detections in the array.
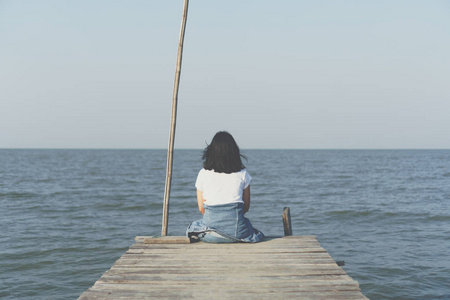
[
  {"xmin": 138, "ymin": 236, "xmax": 191, "ymax": 244},
  {"xmin": 79, "ymin": 236, "xmax": 368, "ymax": 299}
]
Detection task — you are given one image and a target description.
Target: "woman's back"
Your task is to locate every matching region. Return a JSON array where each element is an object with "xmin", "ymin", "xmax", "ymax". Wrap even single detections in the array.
[{"xmin": 195, "ymin": 168, "xmax": 251, "ymax": 206}]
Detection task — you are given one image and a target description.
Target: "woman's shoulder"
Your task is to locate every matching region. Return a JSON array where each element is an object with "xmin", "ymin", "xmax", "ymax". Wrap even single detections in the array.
[
  {"xmin": 237, "ymin": 168, "xmax": 249, "ymax": 174},
  {"xmin": 235, "ymin": 168, "xmax": 251, "ymax": 178},
  {"xmin": 198, "ymin": 168, "xmax": 217, "ymax": 177}
]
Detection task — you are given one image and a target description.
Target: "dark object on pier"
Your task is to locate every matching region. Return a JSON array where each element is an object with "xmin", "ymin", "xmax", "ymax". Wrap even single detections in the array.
[{"xmin": 282, "ymin": 207, "xmax": 292, "ymax": 236}]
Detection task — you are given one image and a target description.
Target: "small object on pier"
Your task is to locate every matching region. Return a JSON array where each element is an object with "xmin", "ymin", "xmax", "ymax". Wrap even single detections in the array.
[
  {"xmin": 282, "ymin": 207, "xmax": 292, "ymax": 236},
  {"xmin": 135, "ymin": 236, "xmax": 191, "ymax": 244},
  {"xmin": 337, "ymin": 260, "xmax": 346, "ymax": 266}
]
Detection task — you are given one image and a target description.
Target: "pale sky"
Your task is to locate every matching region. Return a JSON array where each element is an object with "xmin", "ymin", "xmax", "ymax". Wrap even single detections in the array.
[{"xmin": 1, "ymin": 0, "xmax": 449, "ymax": 149}]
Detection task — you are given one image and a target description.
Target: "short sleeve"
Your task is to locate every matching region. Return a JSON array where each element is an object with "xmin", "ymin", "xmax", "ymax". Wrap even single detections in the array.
[
  {"xmin": 243, "ymin": 169, "xmax": 252, "ymax": 189},
  {"xmin": 195, "ymin": 169, "xmax": 205, "ymax": 191}
]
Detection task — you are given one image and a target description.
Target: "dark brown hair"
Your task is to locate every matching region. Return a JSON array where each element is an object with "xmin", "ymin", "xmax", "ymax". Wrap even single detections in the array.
[{"xmin": 202, "ymin": 131, "xmax": 246, "ymax": 174}]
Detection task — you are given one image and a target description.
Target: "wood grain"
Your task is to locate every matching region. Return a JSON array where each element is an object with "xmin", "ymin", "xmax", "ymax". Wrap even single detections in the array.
[{"xmin": 79, "ymin": 236, "xmax": 368, "ymax": 299}]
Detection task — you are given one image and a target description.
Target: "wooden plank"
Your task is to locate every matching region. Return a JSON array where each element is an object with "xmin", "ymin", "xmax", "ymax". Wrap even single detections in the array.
[
  {"xmin": 126, "ymin": 245, "xmax": 324, "ymax": 253},
  {"xmin": 103, "ymin": 269, "xmax": 355, "ymax": 280},
  {"xmin": 80, "ymin": 288, "xmax": 367, "ymax": 300},
  {"xmin": 134, "ymin": 236, "xmax": 191, "ymax": 244},
  {"xmin": 135, "ymin": 235, "xmax": 318, "ymax": 243},
  {"xmin": 120, "ymin": 251, "xmax": 334, "ymax": 258},
  {"xmin": 105, "ymin": 266, "xmax": 355, "ymax": 277},
  {"xmin": 129, "ymin": 244, "xmax": 326, "ymax": 252},
  {"xmin": 95, "ymin": 276, "xmax": 361, "ymax": 287},
  {"xmin": 79, "ymin": 236, "xmax": 368, "ymax": 300},
  {"xmin": 111, "ymin": 259, "xmax": 344, "ymax": 268},
  {"xmin": 91, "ymin": 284, "xmax": 362, "ymax": 293},
  {"xmin": 113, "ymin": 256, "xmax": 340, "ymax": 264}
]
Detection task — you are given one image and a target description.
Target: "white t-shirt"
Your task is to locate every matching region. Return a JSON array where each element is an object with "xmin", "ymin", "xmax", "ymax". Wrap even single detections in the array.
[{"xmin": 195, "ymin": 168, "xmax": 252, "ymax": 206}]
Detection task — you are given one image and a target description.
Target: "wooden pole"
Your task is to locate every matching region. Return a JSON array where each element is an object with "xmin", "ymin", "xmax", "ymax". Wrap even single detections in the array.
[
  {"xmin": 161, "ymin": 0, "xmax": 189, "ymax": 236},
  {"xmin": 282, "ymin": 207, "xmax": 292, "ymax": 236}
]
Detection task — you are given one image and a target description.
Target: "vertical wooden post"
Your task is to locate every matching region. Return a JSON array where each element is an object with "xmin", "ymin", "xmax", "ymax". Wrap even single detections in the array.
[
  {"xmin": 161, "ymin": 0, "xmax": 189, "ymax": 237},
  {"xmin": 282, "ymin": 207, "xmax": 292, "ymax": 236}
]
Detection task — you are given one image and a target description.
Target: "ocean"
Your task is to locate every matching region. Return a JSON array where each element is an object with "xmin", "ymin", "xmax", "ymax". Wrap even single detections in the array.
[{"xmin": 1, "ymin": 149, "xmax": 449, "ymax": 299}]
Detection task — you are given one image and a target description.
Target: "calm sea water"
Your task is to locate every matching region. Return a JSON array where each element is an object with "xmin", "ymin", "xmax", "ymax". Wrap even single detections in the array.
[{"xmin": 1, "ymin": 149, "xmax": 449, "ymax": 299}]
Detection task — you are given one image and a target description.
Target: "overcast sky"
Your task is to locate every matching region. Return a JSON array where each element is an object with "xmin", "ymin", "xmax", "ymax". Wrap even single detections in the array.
[{"xmin": 1, "ymin": 0, "xmax": 449, "ymax": 149}]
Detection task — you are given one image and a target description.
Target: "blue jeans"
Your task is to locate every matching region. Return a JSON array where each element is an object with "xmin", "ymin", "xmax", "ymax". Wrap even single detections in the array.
[{"xmin": 186, "ymin": 202, "xmax": 264, "ymax": 243}]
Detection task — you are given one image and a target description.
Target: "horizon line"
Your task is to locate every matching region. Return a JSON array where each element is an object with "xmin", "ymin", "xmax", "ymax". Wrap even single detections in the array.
[{"xmin": 1, "ymin": 147, "xmax": 449, "ymax": 151}]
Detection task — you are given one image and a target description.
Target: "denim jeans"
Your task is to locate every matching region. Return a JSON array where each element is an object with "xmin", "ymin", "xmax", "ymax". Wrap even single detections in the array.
[{"xmin": 186, "ymin": 202, "xmax": 264, "ymax": 243}]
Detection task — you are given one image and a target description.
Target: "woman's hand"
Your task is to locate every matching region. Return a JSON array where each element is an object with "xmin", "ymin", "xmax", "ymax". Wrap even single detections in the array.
[{"xmin": 197, "ymin": 189, "xmax": 206, "ymax": 215}]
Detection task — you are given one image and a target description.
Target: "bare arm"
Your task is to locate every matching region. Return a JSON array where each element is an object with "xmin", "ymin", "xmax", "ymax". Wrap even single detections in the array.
[
  {"xmin": 243, "ymin": 185, "xmax": 250, "ymax": 213},
  {"xmin": 197, "ymin": 189, "xmax": 206, "ymax": 215}
]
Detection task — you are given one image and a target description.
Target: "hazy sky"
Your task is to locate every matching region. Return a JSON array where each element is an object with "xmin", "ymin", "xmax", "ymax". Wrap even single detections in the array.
[{"xmin": 1, "ymin": 0, "xmax": 449, "ymax": 149}]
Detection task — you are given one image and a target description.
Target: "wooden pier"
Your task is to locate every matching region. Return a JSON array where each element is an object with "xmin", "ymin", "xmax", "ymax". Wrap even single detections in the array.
[{"xmin": 79, "ymin": 235, "xmax": 367, "ymax": 299}]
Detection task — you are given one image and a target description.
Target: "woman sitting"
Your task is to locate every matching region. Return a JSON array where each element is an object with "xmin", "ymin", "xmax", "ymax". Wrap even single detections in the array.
[{"xmin": 186, "ymin": 131, "xmax": 264, "ymax": 243}]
